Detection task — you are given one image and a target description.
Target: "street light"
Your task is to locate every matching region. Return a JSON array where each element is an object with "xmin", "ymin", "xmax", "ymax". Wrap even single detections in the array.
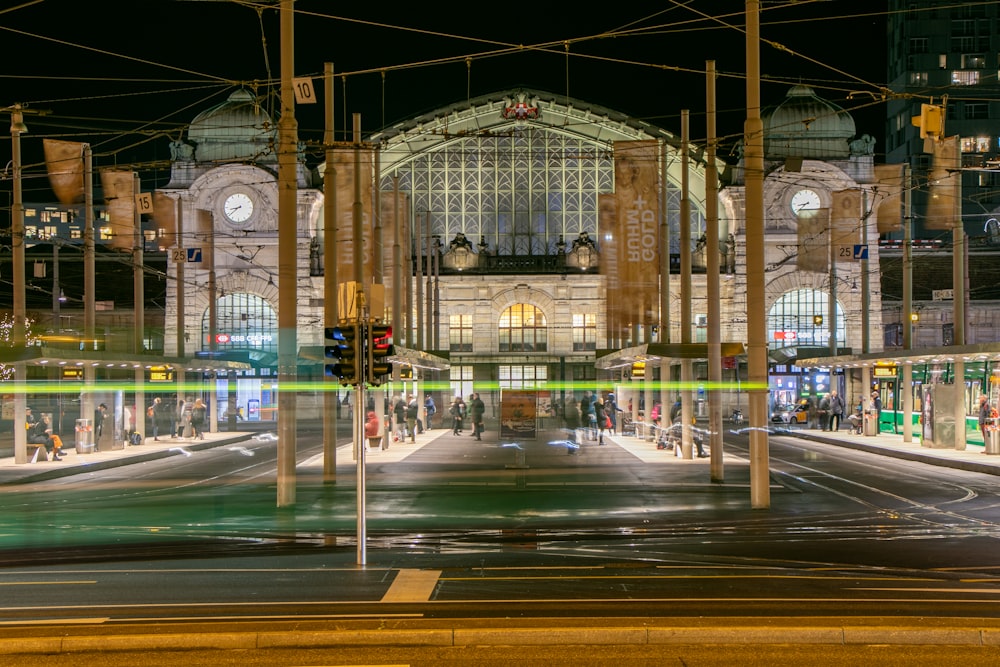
[{"xmin": 6, "ymin": 105, "xmax": 28, "ymax": 463}]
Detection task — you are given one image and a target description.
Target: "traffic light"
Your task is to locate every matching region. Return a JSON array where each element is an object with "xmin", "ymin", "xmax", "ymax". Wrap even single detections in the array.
[
  {"xmin": 911, "ymin": 103, "xmax": 944, "ymax": 140},
  {"xmin": 813, "ymin": 315, "xmax": 823, "ymax": 325},
  {"xmin": 367, "ymin": 323, "xmax": 394, "ymax": 386},
  {"xmin": 325, "ymin": 325, "xmax": 360, "ymax": 386}
]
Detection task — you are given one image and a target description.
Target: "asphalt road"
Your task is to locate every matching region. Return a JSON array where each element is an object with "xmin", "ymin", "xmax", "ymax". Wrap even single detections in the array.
[{"xmin": 1, "ymin": 426, "xmax": 1000, "ymax": 655}]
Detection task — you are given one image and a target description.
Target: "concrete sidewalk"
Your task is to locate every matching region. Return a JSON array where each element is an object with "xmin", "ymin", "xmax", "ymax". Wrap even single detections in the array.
[
  {"xmin": 0, "ymin": 430, "xmax": 258, "ymax": 485},
  {"xmin": 775, "ymin": 421, "xmax": 1000, "ymax": 477}
]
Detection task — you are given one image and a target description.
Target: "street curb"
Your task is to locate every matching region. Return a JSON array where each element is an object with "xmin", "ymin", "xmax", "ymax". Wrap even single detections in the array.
[
  {"xmin": 0, "ymin": 434, "xmax": 254, "ymax": 485},
  {"xmin": 791, "ymin": 431, "xmax": 1000, "ymax": 477},
  {"xmin": 1, "ymin": 622, "xmax": 999, "ymax": 654}
]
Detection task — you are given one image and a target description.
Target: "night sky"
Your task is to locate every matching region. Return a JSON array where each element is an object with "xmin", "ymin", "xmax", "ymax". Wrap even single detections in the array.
[{"xmin": 1, "ymin": 1, "xmax": 887, "ymax": 203}]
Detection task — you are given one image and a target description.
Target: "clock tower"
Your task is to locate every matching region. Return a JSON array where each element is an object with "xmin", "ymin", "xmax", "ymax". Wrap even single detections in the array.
[{"xmin": 721, "ymin": 84, "xmax": 884, "ymax": 402}]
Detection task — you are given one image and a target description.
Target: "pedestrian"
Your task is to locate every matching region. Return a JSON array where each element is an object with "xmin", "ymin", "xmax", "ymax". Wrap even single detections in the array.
[
  {"xmin": 406, "ymin": 395, "xmax": 419, "ymax": 442},
  {"xmin": 393, "ymin": 394, "xmax": 407, "ymax": 440},
  {"xmin": 94, "ymin": 403, "xmax": 108, "ymax": 442},
  {"xmin": 424, "ymin": 394, "xmax": 437, "ymax": 430},
  {"xmin": 150, "ymin": 397, "xmax": 165, "ymax": 441},
  {"xmin": 469, "ymin": 392, "xmax": 485, "ymax": 440},
  {"xmin": 605, "ymin": 392, "xmax": 622, "ymax": 433},
  {"xmin": 364, "ymin": 410, "xmax": 381, "ymax": 449},
  {"xmin": 818, "ymin": 393, "xmax": 830, "ymax": 430},
  {"xmin": 669, "ymin": 397, "xmax": 682, "ymax": 424},
  {"xmin": 870, "ymin": 391, "xmax": 882, "ymax": 435},
  {"xmin": 175, "ymin": 398, "xmax": 187, "ymax": 437},
  {"xmin": 450, "ymin": 396, "xmax": 465, "ymax": 435},
  {"xmin": 594, "ymin": 396, "xmax": 607, "ymax": 445},
  {"xmin": 563, "ymin": 395, "xmax": 580, "ymax": 448},
  {"xmin": 978, "ymin": 394, "xmax": 993, "ymax": 443},
  {"xmin": 189, "ymin": 398, "xmax": 207, "ymax": 440},
  {"xmin": 827, "ymin": 390, "xmax": 845, "ymax": 432},
  {"xmin": 580, "ymin": 391, "xmax": 596, "ymax": 439},
  {"xmin": 25, "ymin": 406, "xmax": 37, "ymax": 428}
]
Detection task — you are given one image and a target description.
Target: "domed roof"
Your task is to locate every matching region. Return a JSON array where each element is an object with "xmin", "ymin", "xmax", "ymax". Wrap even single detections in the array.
[
  {"xmin": 186, "ymin": 89, "xmax": 276, "ymax": 163},
  {"xmin": 763, "ymin": 85, "xmax": 856, "ymax": 160}
]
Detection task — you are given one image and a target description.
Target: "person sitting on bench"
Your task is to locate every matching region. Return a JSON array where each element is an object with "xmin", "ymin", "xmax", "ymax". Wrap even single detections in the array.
[{"xmin": 28, "ymin": 415, "xmax": 63, "ymax": 461}]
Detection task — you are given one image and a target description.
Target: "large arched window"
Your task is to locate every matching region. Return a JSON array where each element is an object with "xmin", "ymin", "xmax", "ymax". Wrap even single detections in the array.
[
  {"xmin": 499, "ymin": 304, "xmax": 547, "ymax": 352},
  {"xmin": 379, "ymin": 128, "xmax": 706, "ymax": 258},
  {"xmin": 201, "ymin": 293, "xmax": 278, "ymax": 356},
  {"xmin": 767, "ymin": 289, "xmax": 845, "ymax": 350}
]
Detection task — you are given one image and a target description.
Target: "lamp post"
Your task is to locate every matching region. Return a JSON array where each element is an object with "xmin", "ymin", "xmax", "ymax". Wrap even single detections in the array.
[{"xmin": 8, "ymin": 105, "xmax": 28, "ymax": 463}]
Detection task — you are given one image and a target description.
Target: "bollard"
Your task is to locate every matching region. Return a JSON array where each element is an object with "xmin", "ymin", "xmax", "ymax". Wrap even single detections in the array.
[{"xmin": 502, "ymin": 443, "xmax": 528, "ymax": 469}]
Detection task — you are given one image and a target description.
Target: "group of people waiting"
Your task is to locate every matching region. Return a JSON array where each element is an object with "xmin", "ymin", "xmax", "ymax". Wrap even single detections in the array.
[
  {"xmin": 148, "ymin": 396, "xmax": 207, "ymax": 441},
  {"xmin": 815, "ymin": 389, "xmax": 882, "ymax": 433},
  {"xmin": 446, "ymin": 393, "xmax": 485, "ymax": 439},
  {"xmin": 562, "ymin": 391, "xmax": 621, "ymax": 447},
  {"xmin": 384, "ymin": 392, "xmax": 488, "ymax": 444}
]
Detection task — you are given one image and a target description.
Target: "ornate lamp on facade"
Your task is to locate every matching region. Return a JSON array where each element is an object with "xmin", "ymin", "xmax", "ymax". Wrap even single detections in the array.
[
  {"xmin": 442, "ymin": 232, "xmax": 477, "ymax": 271},
  {"xmin": 565, "ymin": 231, "xmax": 598, "ymax": 270}
]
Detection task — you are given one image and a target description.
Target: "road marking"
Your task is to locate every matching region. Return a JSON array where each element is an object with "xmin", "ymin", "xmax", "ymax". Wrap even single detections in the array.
[
  {"xmin": 850, "ymin": 587, "xmax": 1000, "ymax": 594},
  {"xmin": 0, "ymin": 618, "xmax": 108, "ymax": 625},
  {"xmin": 381, "ymin": 569, "xmax": 441, "ymax": 602},
  {"xmin": 0, "ymin": 581, "xmax": 96, "ymax": 586}
]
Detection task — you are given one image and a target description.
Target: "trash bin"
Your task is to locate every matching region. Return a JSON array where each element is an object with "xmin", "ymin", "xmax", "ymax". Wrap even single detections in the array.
[
  {"xmin": 986, "ymin": 419, "xmax": 1000, "ymax": 455},
  {"xmin": 863, "ymin": 410, "xmax": 878, "ymax": 436},
  {"xmin": 75, "ymin": 418, "xmax": 95, "ymax": 454}
]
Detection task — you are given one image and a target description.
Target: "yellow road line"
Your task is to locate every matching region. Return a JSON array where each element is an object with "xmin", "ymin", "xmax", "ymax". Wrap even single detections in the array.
[{"xmin": 381, "ymin": 569, "xmax": 442, "ymax": 603}]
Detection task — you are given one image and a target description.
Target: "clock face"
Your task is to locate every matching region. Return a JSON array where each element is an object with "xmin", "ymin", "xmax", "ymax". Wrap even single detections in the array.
[
  {"xmin": 790, "ymin": 189, "xmax": 821, "ymax": 214},
  {"xmin": 223, "ymin": 192, "xmax": 254, "ymax": 224}
]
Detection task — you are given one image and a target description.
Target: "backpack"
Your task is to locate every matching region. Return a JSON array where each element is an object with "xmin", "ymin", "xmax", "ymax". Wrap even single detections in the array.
[{"xmin": 129, "ymin": 431, "xmax": 143, "ymax": 445}]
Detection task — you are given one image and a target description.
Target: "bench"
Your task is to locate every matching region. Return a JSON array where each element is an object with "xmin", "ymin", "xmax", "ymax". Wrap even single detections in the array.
[{"xmin": 28, "ymin": 441, "xmax": 50, "ymax": 463}]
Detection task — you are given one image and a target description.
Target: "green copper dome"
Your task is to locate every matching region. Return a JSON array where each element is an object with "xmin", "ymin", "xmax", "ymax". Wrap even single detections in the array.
[
  {"xmin": 187, "ymin": 89, "xmax": 276, "ymax": 163},
  {"xmin": 763, "ymin": 85, "xmax": 856, "ymax": 160}
]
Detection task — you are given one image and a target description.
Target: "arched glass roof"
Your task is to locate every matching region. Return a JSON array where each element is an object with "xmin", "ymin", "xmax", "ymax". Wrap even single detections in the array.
[{"xmin": 365, "ymin": 89, "xmax": 710, "ymax": 257}]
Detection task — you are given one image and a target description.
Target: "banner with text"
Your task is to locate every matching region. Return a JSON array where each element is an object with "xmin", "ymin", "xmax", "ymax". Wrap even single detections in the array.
[{"xmin": 610, "ymin": 140, "xmax": 660, "ymax": 331}]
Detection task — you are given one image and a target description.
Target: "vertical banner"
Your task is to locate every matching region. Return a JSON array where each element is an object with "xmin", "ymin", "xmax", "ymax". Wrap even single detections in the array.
[
  {"xmin": 42, "ymin": 139, "xmax": 85, "ymax": 205},
  {"xmin": 925, "ymin": 135, "xmax": 961, "ymax": 230},
  {"xmin": 379, "ymin": 190, "xmax": 410, "ymax": 322},
  {"xmin": 598, "ymin": 194, "xmax": 621, "ymax": 336},
  {"xmin": 873, "ymin": 163, "xmax": 904, "ymax": 234},
  {"xmin": 152, "ymin": 191, "xmax": 177, "ymax": 249},
  {"xmin": 332, "ymin": 147, "xmax": 375, "ymax": 286},
  {"xmin": 611, "ymin": 140, "xmax": 659, "ymax": 330},
  {"xmin": 831, "ymin": 189, "xmax": 861, "ymax": 249},
  {"xmin": 796, "ymin": 208, "xmax": 829, "ymax": 272},
  {"xmin": 100, "ymin": 169, "xmax": 135, "ymax": 251}
]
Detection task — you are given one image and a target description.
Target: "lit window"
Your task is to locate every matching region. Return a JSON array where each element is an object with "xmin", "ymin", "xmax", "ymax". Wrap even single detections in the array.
[
  {"xmin": 449, "ymin": 365, "xmax": 473, "ymax": 402},
  {"xmin": 909, "ymin": 72, "xmax": 928, "ymax": 85},
  {"xmin": 961, "ymin": 54, "xmax": 986, "ymax": 69},
  {"xmin": 449, "ymin": 314, "xmax": 473, "ymax": 352},
  {"xmin": 951, "ymin": 70, "xmax": 980, "ymax": 85},
  {"xmin": 499, "ymin": 304, "xmax": 547, "ymax": 352},
  {"xmin": 572, "ymin": 313, "xmax": 597, "ymax": 351},
  {"xmin": 498, "ymin": 364, "xmax": 548, "ymax": 389}
]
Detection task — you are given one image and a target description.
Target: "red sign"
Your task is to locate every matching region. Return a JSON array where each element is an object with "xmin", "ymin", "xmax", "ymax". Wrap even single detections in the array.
[{"xmin": 773, "ymin": 331, "xmax": 797, "ymax": 341}]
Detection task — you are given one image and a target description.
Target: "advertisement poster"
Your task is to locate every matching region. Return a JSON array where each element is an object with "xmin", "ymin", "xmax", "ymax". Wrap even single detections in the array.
[
  {"xmin": 248, "ymin": 399, "xmax": 260, "ymax": 422},
  {"xmin": 500, "ymin": 390, "xmax": 537, "ymax": 440}
]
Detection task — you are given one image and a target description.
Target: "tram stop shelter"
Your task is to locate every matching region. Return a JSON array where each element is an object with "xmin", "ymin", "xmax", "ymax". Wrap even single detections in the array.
[{"xmin": 795, "ymin": 342, "xmax": 1000, "ymax": 451}]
